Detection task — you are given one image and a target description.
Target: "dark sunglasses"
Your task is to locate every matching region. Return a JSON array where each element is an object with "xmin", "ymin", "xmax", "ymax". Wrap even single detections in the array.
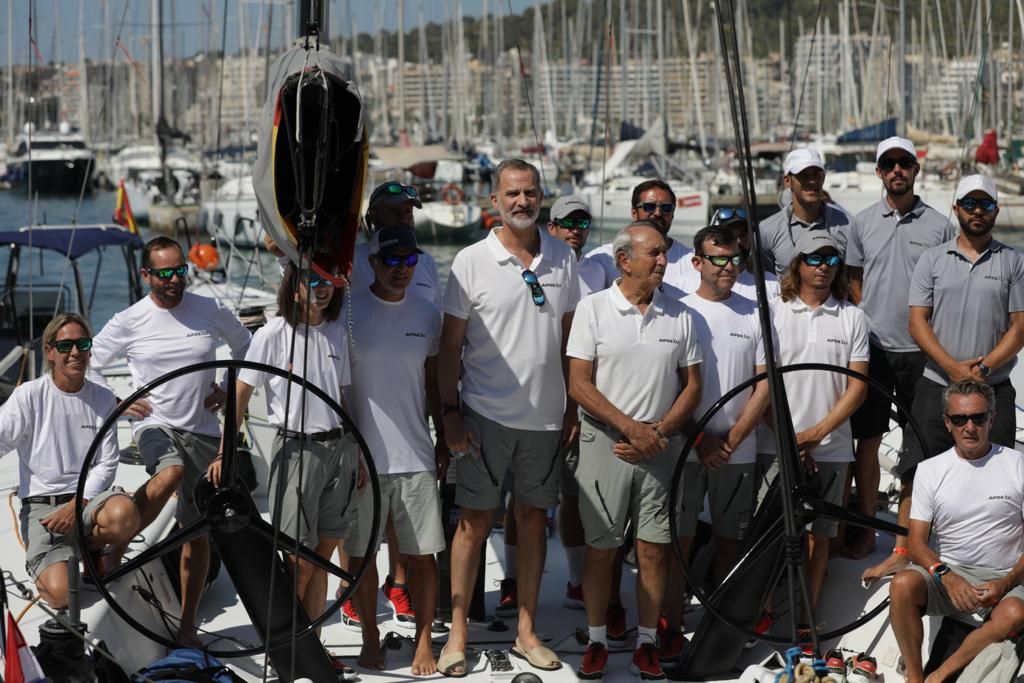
[
  {"xmin": 711, "ymin": 208, "xmax": 748, "ymax": 225},
  {"xmin": 700, "ymin": 253, "xmax": 744, "ymax": 268},
  {"xmin": 945, "ymin": 411, "xmax": 991, "ymax": 427},
  {"xmin": 379, "ymin": 253, "xmax": 419, "ymax": 268},
  {"xmin": 878, "ymin": 156, "xmax": 917, "ymax": 171},
  {"xmin": 372, "ymin": 182, "xmax": 418, "ymax": 203},
  {"xmin": 49, "ymin": 337, "xmax": 93, "ymax": 353},
  {"xmin": 957, "ymin": 197, "xmax": 998, "ymax": 212},
  {"xmin": 144, "ymin": 264, "xmax": 189, "ymax": 281},
  {"xmin": 554, "ymin": 217, "xmax": 592, "ymax": 231},
  {"xmin": 635, "ymin": 202, "xmax": 675, "ymax": 215},
  {"xmin": 522, "ymin": 269, "xmax": 545, "ymax": 306},
  {"xmin": 305, "ymin": 272, "xmax": 336, "ymax": 289},
  {"xmin": 801, "ymin": 253, "xmax": 842, "ymax": 267}
]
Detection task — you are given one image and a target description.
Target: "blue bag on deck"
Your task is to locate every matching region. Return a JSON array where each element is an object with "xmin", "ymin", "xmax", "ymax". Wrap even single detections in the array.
[{"xmin": 131, "ymin": 648, "xmax": 244, "ymax": 682}]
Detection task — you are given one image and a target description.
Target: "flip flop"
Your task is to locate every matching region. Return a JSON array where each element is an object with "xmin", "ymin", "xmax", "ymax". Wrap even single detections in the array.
[
  {"xmin": 510, "ymin": 638, "xmax": 562, "ymax": 671},
  {"xmin": 438, "ymin": 646, "xmax": 468, "ymax": 678}
]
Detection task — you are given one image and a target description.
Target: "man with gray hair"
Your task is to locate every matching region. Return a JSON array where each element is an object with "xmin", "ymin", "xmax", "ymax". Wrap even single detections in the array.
[
  {"xmin": 567, "ymin": 221, "xmax": 702, "ymax": 681},
  {"xmin": 889, "ymin": 378, "xmax": 1024, "ymax": 683}
]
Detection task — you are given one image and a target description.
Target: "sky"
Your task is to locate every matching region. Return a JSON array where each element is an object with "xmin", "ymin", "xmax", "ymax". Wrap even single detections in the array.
[{"xmin": 3, "ymin": 0, "xmax": 539, "ymax": 65}]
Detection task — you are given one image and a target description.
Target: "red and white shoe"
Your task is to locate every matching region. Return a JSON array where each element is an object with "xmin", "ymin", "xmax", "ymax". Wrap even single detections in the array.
[
  {"xmin": 340, "ymin": 600, "xmax": 362, "ymax": 632},
  {"xmin": 846, "ymin": 653, "xmax": 878, "ymax": 683},
  {"xmin": 381, "ymin": 577, "xmax": 416, "ymax": 629}
]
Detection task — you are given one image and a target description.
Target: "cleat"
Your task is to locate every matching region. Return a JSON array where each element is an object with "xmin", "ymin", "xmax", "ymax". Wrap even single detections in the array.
[
  {"xmin": 576, "ymin": 641, "xmax": 608, "ymax": 680},
  {"xmin": 629, "ymin": 642, "xmax": 666, "ymax": 681}
]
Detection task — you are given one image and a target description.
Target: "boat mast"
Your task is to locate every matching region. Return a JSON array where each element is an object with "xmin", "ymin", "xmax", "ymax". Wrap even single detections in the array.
[
  {"xmin": 151, "ymin": 0, "xmax": 171, "ymax": 199},
  {"xmin": 78, "ymin": 0, "xmax": 90, "ymax": 142},
  {"xmin": 6, "ymin": 0, "xmax": 12, "ymax": 146},
  {"xmin": 398, "ymin": 0, "xmax": 406, "ymax": 137}
]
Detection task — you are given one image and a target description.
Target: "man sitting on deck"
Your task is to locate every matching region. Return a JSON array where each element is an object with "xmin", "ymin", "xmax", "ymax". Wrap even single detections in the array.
[{"xmin": 889, "ymin": 379, "xmax": 1024, "ymax": 683}]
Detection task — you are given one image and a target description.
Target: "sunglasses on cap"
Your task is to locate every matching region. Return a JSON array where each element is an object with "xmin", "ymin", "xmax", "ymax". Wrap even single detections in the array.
[
  {"xmin": 711, "ymin": 208, "xmax": 748, "ymax": 225},
  {"xmin": 522, "ymin": 269, "xmax": 545, "ymax": 306},
  {"xmin": 699, "ymin": 253, "xmax": 744, "ymax": 268},
  {"xmin": 634, "ymin": 202, "xmax": 675, "ymax": 215},
  {"xmin": 801, "ymin": 253, "xmax": 842, "ymax": 267},
  {"xmin": 372, "ymin": 182, "xmax": 418, "ymax": 203},
  {"xmin": 877, "ymin": 156, "xmax": 917, "ymax": 171},
  {"xmin": 957, "ymin": 197, "xmax": 997, "ymax": 212},
  {"xmin": 144, "ymin": 264, "xmax": 189, "ymax": 280},
  {"xmin": 945, "ymin": 411, "xmax": 991, "ymax": 427},
  {"xmin": 48, "ymin": 337, "xmax": 93, "ymax": 353},
  {"xmin": 554, "ymin": 217, "xmax": 592, "ymax": 231},
  {"xmin": 378, "ymin": 253, "xmax": 419, "ymax": 268}
]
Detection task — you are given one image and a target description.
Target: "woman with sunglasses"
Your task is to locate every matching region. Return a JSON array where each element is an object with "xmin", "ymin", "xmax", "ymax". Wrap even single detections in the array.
[
  {"xmin": 0, "ymin": 313, "xmax": 139, "ymax": 609},
  {"xmin": 209, "ymin": 255, "xmax": 361, "ymax": 665}
]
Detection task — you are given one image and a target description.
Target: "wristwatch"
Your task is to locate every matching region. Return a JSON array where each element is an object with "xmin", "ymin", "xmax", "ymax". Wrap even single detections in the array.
[
  {"xmin": 978, "ymin": 361, "xmax": 991, "ymax": 378},
  {"xmin": 929, "ymin": 562, "xmax": 951, "ymax": 584}
]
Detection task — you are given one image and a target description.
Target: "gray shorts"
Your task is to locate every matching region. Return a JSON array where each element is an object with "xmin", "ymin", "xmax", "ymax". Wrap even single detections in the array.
[
  {"xmin": 348, "ymin": 470, "xmax": 446, "ymax": 557},
  {"xmin": 560, "ymin": 440, "xmax": 580, "ymax": 498},
  {"xmin": 268, "ymin": 432, "xmax": 358, "ymax": 547},
  {"xmin": 678, "ymin": 461, "xmax": 756, "ymax": 541},
  {"xmin": 576, "ymin": 417, "xmax": 679, "ymax": 549},
  {"xmin": 456, "ymin": 405, "xmax": 562, "ymax": 510},
  {"xmin": 807, "ymin": 461, "xmax": 848, "ymax": 538},
  {"xmin": 137, "ymin": 426, "xmax": 220, "ymax": 524},
  {"xmin": 21, "ymin": 489, "xmax": 130, "ymax": 579},
  {"xmin": 906, "ymin": 563, "xmax": 1024, "ymax": 620}
]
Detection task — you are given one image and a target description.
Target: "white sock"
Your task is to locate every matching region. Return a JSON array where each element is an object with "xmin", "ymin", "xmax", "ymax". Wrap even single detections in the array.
[
  {"xmin": 637, "ymin": 626, "xmax": 658, "ymax": 647},
  {"xmin": 504, "ymin": 544, "xmax": 517, "ymax": 579},
  {"xmin": 588, "ymin": 625, "xmax": 607, "ymax": 646},
  {"xmin": 565, "ymin": 546, "xmax": 585, "ymax": 587}
]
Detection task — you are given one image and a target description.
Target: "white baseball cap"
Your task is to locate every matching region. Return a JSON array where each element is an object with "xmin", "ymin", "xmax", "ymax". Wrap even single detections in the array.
[
  {"xmin": 875, "ymin": 136, "xmax": 918, "ymax": 162},
  {"xmin": 784, "ymin": 148, "xmax": 824, "ymax": 175},
  {"xmin": 954, "ymin": 174, "xmax": 998, "ymax": 202}
]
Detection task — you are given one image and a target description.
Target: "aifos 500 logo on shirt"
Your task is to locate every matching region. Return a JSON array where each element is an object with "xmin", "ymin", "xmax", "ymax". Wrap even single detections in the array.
[
  {"xmin": 658, "ymin": 338, "xmax": 680, "ymax": 344},
  {"xmin": 186, "ymin": 331, "xmax": 211, "ymax": 338}
]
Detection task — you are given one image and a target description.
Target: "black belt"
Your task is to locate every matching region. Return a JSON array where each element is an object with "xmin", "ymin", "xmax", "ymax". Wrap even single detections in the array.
[
  {"xmin": 278, "ymin": 427, "xmax": 345, "ymax": 443},
  {"xmin": 22, "ymin": 493, "xmax": 75, "ymax": 506}
]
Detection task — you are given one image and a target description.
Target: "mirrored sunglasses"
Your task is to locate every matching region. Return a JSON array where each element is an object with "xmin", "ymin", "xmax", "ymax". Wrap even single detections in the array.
[
  {"xmin": 49, "ymin": 337, "xmax": 93, "ymax": 353},
  {"xmin": 635, "ymin": 202, "xmax": 675, "ymax": 215},
  {"xmin": 957, "ymin": 197, "xmax": 997, "ymax": 212},
  {"xmin": 700, "ymin": 253, "xmax": 745, "ymax": 268},
  {"xmin": 555, "ymin": 217, "xmax": 592, "ymax": 231},
  {"xmin": 144, "ymin": 264, "xmax": 189, "ymax": 281},
  {"xmin": 801, "ymin": 253, "xmax": 842, "ymax": 267},
  {"xmin": 380, "ymin": 253, "xmax": 419, "ymax": 268},
  {"xmin": 522, "ymin": 269, "xmax": 545, "ymax": 306}
]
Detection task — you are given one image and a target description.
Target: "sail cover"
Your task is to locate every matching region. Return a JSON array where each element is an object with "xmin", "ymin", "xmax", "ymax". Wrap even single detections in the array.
[{"xmin": 252, "ymin": 46, "xmax": 368, "ymax": 279}]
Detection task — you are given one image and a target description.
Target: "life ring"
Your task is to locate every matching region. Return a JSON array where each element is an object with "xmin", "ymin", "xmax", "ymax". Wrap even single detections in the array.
[
  {"xmin": 481, "ymin": 209, "xmax": 501, "ymax": 231},
  {"xmin": 441, "ymin": 183, "xmax": 465, "ymax": 205}
]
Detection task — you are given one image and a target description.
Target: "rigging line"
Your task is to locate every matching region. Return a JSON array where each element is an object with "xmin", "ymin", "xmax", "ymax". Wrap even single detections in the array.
[
  {"xmin": 785, "ymin": 0, "xmax": 825, "ymax": 156},
  {"xmin": 504, "ymin": 0, "xmax": 551, "ymax": 195}
]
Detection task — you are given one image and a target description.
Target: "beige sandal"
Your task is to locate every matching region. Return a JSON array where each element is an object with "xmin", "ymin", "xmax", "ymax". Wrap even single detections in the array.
[
  {"xmin": 510, "ymin": 638, "xmax": 562, "ymax": 671},
  {"xmin": 438, "ymin": 646, "xmax": 468, "ymax": 678}
]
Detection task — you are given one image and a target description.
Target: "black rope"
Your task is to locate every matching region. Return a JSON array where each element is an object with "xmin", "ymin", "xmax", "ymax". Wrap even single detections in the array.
[{"xmin": 786, "ymin": 0, "xmax": 825, "ymax": 155}]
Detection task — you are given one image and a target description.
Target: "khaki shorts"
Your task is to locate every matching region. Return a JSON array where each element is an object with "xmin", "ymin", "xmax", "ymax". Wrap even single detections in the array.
[
  {"xmin": 678, "ymin": 461, "xmax": 756, "ymax": 540},
  {"xmin": 348, "ymin": 470, "xmax": 446, "ymax": 557},
  {"xmin": 455, "ymin": 405, "xmax": 562, "ymax": 510},
  {"xmin": 137, "ymin": 426, "xmax": 220, "ymax": 524},
  {"xmin": 268, "ymin": 432, "xmax": 358, "ymax": 547},
  {"xmin": 21, "ymin": 488, "xmax": 130, "ymax": 579},
  {"xmin": 906, "ymin": 563, "xmax": 1024, "ymax": 620},
  {"xmin": 576, "ymin": 417, "xmax": 680, "ymax": 550}
]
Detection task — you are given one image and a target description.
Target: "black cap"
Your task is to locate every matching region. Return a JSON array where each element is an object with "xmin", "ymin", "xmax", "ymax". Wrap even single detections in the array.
[{"xmin": 369, "ymin": 224, "xmax": 423, "ymax": 256}]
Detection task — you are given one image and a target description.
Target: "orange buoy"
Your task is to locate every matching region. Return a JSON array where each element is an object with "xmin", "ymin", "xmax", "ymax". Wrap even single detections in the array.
[
  {"xmin": 189, "ymin": 242, "xmax": 221, "ymax": 271},
  {"xmin": 440, "ymin": 183, "xmax": 466, "ymax": 205}
]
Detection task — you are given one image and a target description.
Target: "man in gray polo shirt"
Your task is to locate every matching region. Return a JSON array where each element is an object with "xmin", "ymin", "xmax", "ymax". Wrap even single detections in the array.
[
  {"xmin": 864, "ymin": 174, "xmax": 1024, "ymax": 585},
  {"xmin": 845, "ymin": 137, "xmax": 956, "ymax": 560},
  {"xmin": 759, "ymin": 147, "xmax": 851, "ymax": 276}
]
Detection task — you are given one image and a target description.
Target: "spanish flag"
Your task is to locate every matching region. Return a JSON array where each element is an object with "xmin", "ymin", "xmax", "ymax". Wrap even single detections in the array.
[{"xmin": 113, "ymin": 178, "xmax": 139, "ymax": 235}]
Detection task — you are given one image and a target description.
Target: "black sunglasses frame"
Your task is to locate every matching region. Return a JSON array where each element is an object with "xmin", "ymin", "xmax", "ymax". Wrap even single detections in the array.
[
  {"xmin": 49, "ymin": 338, "xmax": 94, "ymax": 353},
  {"xmin": 944, "ymin": 411, "xmax": 991, "ymax": 427}
]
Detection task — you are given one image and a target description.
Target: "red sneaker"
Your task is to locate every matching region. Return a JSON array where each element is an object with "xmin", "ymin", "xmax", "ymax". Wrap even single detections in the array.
[
  {"xmin": 846, "ymin": 653, "xmax": 878, "ymax": 683},
  {"xmin": 629, "ymin": 642, "xmax": 666, "ymax": 681},
  {"xmin": 341, "ymin": 600, "xmax": 361, "ymax": 632},
  {"xmin": 824, "ymin": 649, "xmax": 846, "ymax": 679},
  {"xmin": 657, "ymin": 628, "xmax": 687, "ymax": 667},
  {"xmin": 563, "ymin": 582, "xmax": 584, "ymax": 609},
  {"xmin": 796, "ymin": 623, "xmax": 816, "ymax": 658},
  {"xmin": 381, "ymin": 578, "xmax": 416, "ymax": 629},
  {"xmin": 606, "ymin": 603, "xmax": 628, "ymax": 642},
  {"xmin": 576, "ymin": 641, "xmax": 608, "ymax": 680},
  {"xmin": 495, "ymin": 578, "xmax": 518, "ymax": 617},
  {"xmin": 744, "ymin": 608, "xmax": 776, "ymax": 649}
]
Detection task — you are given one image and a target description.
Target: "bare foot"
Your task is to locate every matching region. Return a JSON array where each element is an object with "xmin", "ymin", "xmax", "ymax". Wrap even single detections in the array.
[
  {"xmin": 358, "ymin": 640, "xmax": 386, "ymax": 670},
  {"xmin": 861, "ymin": 552, "xmax": 909, "ymax": 587},
  {"xmin": 411, "ymin": 640, "xmax": 438, "ymax": 676}
]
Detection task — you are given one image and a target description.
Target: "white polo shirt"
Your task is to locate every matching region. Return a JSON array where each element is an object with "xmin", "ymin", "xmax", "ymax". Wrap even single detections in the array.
[
  {"xmin": 443, "ymin": 226, "xmax": 581, "ymax": 431},
  {"xmin": 348, "ymin": 241, "xmax": 441, "ymax": 305},
  {"xmin": 579, "ymin": 256, "xmax": 607, "ymax": 297},
  {"xmin": 567, "ymin": 283, "xmax": 701, "ymax": 423},
  {"xmin": 238, "ymin": 316, "xmax": 350, "ymax": 433},
  {"xmin": 683, "ymin": 293, "xmax": 766, "ymax": 465},
  {"xmin": 678, "ymin": 268, "xmax": 781, "ymax": 303},
  {"xmin": 346, "ymin": 289, "xmax": 442, "ymax": 474},
  {"xmin": 583, "ymin": 238, "xmax": 698, "ymax": 292},
  {"xmin": 769, "ymin": 295, "xmax": 869, "ymax": 463},
  {"xmin": 0, "ymin": 375, "xmax": 120, "ymax": 499}
]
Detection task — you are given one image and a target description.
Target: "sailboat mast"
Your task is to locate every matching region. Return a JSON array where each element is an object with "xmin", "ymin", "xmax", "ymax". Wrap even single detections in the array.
[
  {"xmin": 78, "ymin": 0, "xmax": 90, "ymax": 141},
  {"xmin": 6, "ymin": 0, "xmax": 13, "ymax": 145},
  {"xmin": 398, "ymin": 0, "xmax": 406, "ymax": 136}
]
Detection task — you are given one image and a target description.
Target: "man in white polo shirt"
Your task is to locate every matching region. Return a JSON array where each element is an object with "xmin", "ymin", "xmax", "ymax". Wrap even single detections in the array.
[
  {"xmin": 568, "ymin": 221, "xmax": 702, "ymax": 681},
  {"xmin": 845, "ymin": 137, "xmax": 956, "ymax": 561},
  {"xmin": 439, "ymin": 159, "xmax": 580, "ymax": 675},
  {"xmin": 582, "ymin": 179, "xmax": 695, "ymax": 292},
  {"xmin": 88, "ymin": 236, "xmax": 251, "ymax": 644},
  {"xmin": 889, "ymin": 379, "xmax": 1024, "ymax": 683},
  {"xmin": 759, "ymin": 148, "xmax": 851, "ymax": 277},
  {"xmin": 864, "ymin": 174, "xmax": 1024, "ymax": 586},
  {"xmin": 771, "ymin": 230, "xmax": 868, "ymax": 613}
]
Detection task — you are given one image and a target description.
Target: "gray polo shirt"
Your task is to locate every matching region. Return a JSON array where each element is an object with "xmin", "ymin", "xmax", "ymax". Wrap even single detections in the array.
[
  {"xmin": 758, "ymin": 203, "xmax": 851, "ymax": 276},
  {"xmin": 847, "ymin": 197, "xmax": 956, "ymax": 352},
  {"xmin": 909, "ymin": 237, "xmax": 1024, "ymax": 385}
]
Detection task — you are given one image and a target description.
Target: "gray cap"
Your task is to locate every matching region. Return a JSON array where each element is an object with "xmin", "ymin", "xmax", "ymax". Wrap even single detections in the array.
[
  {"xmin": 794, "ymin": 230, "xmax": 841, "ymax": 256},
  {"xmin": 549, "ymin": 195, "xmax": 591, "ymax": 221}
]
